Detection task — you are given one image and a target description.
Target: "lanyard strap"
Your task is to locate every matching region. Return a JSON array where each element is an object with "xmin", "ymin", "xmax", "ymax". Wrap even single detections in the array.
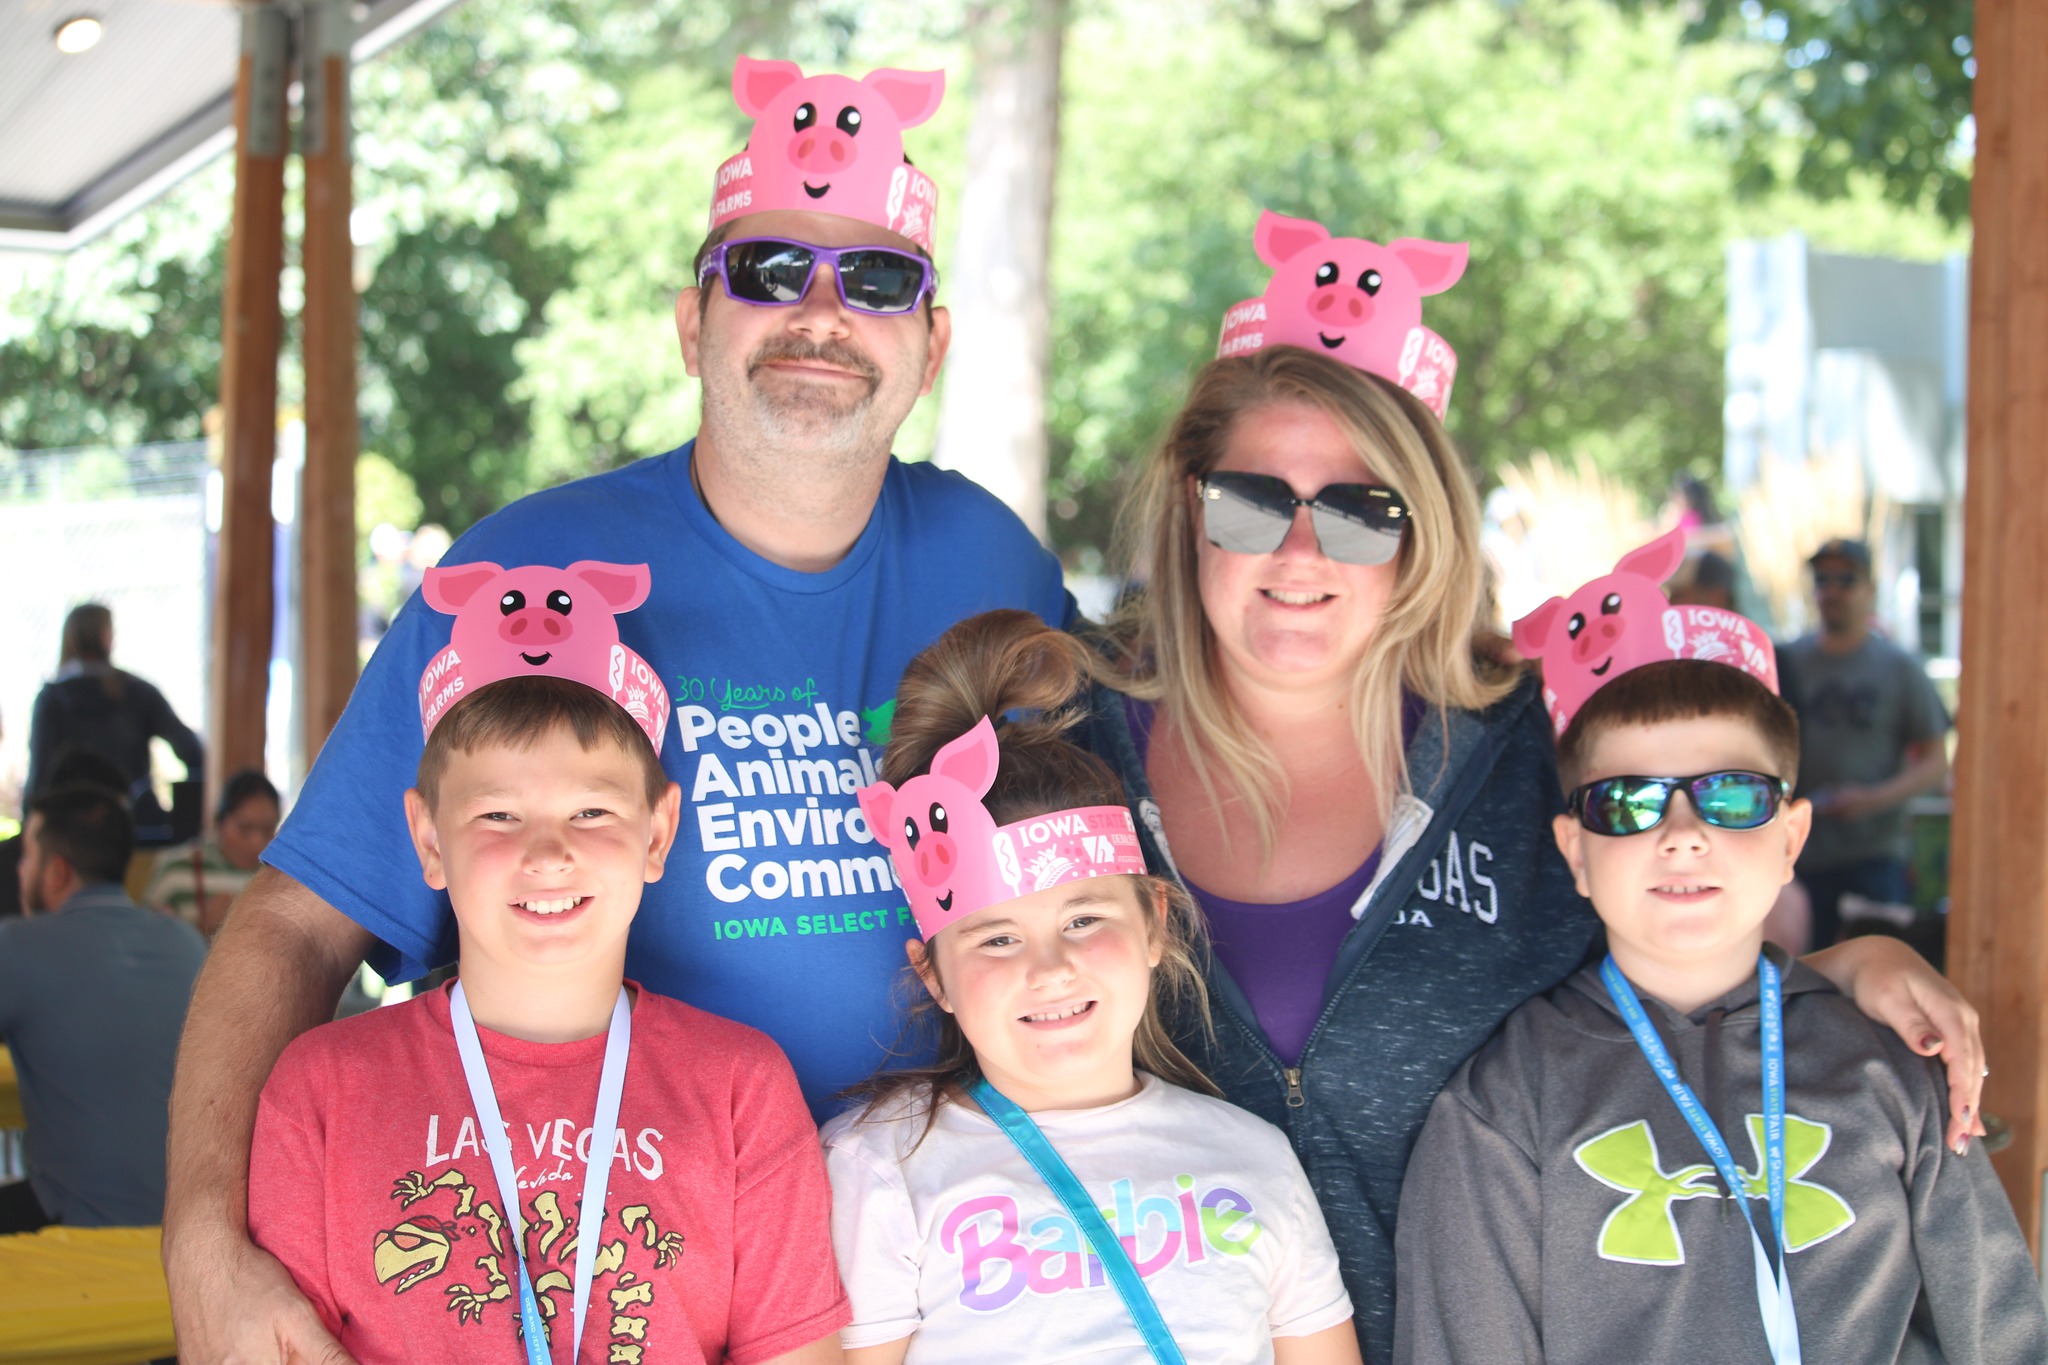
[
  {"xmin": 452, "ymin": 983, "xmax": 632, "ymax": 1365},
  {"xmin": 968, "ymin": 1079, "xmax": 1187, "ymax": 1365},
  {"xmin": 1602, "ymin": 956, "xmax": 1800, "ymax": 1365}
]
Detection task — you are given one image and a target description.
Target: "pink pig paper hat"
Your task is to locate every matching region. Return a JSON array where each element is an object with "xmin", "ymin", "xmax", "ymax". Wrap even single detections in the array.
[
  {"xmin": 417, "ymin": 561, "xmax": 671, "ymax": 756},
  {"xmin": 708, "ymin": 56, "xmax": 945, "ymax": 252},
  {"xmin": 1217, "ymin": 209, "xmax": 1468, "ymax": 419},
  {"xmin": 857, "ymin": 716, "xmax": 1148, "ymax": 940},
  {"xmin": 1510, "ymin": 528, "xmax": 1779, "ymax": 736}
]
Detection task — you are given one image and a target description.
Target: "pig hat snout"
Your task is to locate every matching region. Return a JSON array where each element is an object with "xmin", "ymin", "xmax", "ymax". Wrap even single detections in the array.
[{"xmin": 1217, "ymin": 209, "xmax": 1467, "ymax": 419}]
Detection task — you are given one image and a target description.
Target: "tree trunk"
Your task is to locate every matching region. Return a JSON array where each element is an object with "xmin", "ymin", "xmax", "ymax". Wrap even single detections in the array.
[{"xmin": 932, "ymin": 0, "xmax": 1067, "ymax": 542}]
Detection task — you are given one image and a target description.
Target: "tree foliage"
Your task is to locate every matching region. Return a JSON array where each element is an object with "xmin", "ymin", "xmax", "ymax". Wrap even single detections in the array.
[{"xmin": 1642, "ymin": 0, "xmax": 1974, "ymax": 223}]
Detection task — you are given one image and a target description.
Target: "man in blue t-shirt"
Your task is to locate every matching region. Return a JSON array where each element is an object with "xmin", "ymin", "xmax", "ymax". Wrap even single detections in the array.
[{"xmin": 163, "ymin": 58, "xmax": 1070, "ymax": 1362}]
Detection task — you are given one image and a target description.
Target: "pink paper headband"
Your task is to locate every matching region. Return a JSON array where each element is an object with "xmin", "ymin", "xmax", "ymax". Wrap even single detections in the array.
[
  {"xmin": 1510, "ymin": 528, "xmax": 1779, "ymax": 736},
  {"xmin": 1217, "ymin": 209, "xmax": 1467, "ymax": 418},
  {"xmin": 418, "ymin": 560, "xmax": 670, "ymax": 757},
  {"xmin": 857, "ymin": 716, "xmax": 1148, "ymax": 940},
  {"xmin": 708, "ymin": 56, "xmax": 945, "ymax": 252}
]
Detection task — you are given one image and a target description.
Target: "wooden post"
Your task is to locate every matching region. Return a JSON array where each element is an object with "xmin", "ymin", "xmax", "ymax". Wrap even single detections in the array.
[
  {"xmin": 208, "ymin": 2, "xmax": 289, "ymax": 797},
  {"xmin": 1945, "ymin": 0, "xmax": 2048, "ymax": 1250},
  {"xmin": 299, "ymin": 0, "xmax": 360, "ymax": 763}
]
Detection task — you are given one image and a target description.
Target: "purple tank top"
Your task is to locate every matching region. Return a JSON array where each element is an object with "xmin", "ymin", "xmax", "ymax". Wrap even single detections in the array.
[{"xmin": 1127, "ymin": 694, "xmax": 1416, "ymax": 1065}]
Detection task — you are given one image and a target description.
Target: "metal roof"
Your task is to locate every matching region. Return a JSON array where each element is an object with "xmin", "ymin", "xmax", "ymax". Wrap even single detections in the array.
[{"xmin": 0, "ymin": 0, "xmax": 465, "ymax": 252}]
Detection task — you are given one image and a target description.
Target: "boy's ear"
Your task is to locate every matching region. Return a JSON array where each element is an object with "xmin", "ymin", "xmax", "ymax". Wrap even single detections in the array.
[
  {"xmin": 642, "ymin": 781, "xmax": 684, "ymax": 884},
  {"xmin": 905, "ymin": 938, "xmax": 950, "ymax": 1012},
  {"xmin": 404, "ymin": 789, "xmax": 449, "ymax": 892},
  {"xmin": 1552, "ymin": 812, "xmax": 1592, "ymax": 900},
  {"xmin": 1778, "ymin": 797, "xmax": 1813, "ymax": 879}
]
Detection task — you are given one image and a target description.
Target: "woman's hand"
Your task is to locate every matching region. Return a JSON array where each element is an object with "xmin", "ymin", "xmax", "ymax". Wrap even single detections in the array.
[{"xmin": 1805, "ymin": 936, "xmax": 1986, "ymax": 1153}]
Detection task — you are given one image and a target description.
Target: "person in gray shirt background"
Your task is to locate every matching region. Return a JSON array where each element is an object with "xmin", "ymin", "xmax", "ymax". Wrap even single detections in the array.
[
  {"xmin": 0, "ymin": 782, "xmax": 205, "ymax": 1230},
  {"xmin": 1778, "ymin": 538, "xmax": 1951, "ymax": 948}
]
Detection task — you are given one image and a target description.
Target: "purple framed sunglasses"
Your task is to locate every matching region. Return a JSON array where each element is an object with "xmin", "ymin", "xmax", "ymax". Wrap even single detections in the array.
[{"xmin": 697, "ymin": 236, "xmax": 937, "ymax": 316}]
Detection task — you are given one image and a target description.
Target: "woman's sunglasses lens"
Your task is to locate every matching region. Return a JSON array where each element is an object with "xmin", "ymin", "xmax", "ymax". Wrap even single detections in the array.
[
  {"xmin": 1201, "ymin": 476, "xmax": 1292, "ymax": 555},
  {"xmin": 726, "ymin": 242, "xmax": 813, "ymax": 302},
  {"xmin": 837, "ymin": 250, "xmax": 925, "ymax": 313},
  {"xmin": 1310, "ymin": 509, "xmax": 1404, "ymax": 566}
]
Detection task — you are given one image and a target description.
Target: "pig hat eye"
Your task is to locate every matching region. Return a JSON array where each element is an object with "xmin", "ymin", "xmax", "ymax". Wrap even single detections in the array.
[
  {"xmin": 1566, "ymin": 611, "xmax": 1586, "ymax": 639},
  {"xmin": 1358, "ymin": 268, "xmax": 1382, "ymax": 294},
  {"xmin": 836, "ymin": 105, "xmax": 862, "ymax": 135},
  {"xmin": 546, "ymin": 589, "xmax": 573, "ymax": 615},
  {"xmin": 1315, "ymin": 261, "xmax": 1339, "ymax": 286},
  {"xmin": 793, "ymin": 101, "xmax": 816, "ymax": 130},
  {"xmin": 902, "ymin": 817, "xmax": 921, "ymax": 851},
  {"xmin": 499, "ymin": 590, "xmax": 525, "ymax": 615},
  {"xmin": 1600, "ymin": 592, "xmax": 1623, "ymax": 615},
  {"xmin": 929, "ymin": 802, "xmax": 949, "ymax": 833}
]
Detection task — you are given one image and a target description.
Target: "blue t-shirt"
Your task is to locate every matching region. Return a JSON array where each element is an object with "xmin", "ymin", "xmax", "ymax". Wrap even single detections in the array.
[{"xmin": 265, "ymin": 442, "xmax": 1070, "ymax": 1114}]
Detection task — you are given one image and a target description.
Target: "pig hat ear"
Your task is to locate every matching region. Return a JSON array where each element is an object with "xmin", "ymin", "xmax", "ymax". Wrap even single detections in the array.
[
  {"xmin": 415, "ymin": 560, "xmax": 673, "ymax": 757},
  {"xmin": 1614, "ymin": 526, "xmax": 1689, "ymax": 585},
  {"xmin": 733, "ymin": 56, "xmax": 804, "ymax": 117},
  {"xmin": 1254, "ymin": 210, "xmax": 1331, "ymax": 268},
  {"xmin": 858, "ymin": 782, "xmax": 901, "ymax": 853},
  {"xmin": 422, "ymin": 562, "xmax": 503, "ymax": 614},
  {"xmin": 930, "ymin": 715, "xmax": 1001, "ymax": 800},
  {"xmin": 862, "ymin": 67, "xmax": 945, "ymax": 128},
  {"xmin": 1219, "ymin": 209, "xmax": 1468, "ymax": 421},
  {"xmin": 1510, "ymin": 596, "xmax": 1563, "ymax": 661}
]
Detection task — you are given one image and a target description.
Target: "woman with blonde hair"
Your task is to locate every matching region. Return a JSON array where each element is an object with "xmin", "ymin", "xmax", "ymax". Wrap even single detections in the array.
[{"xmin": 1083, "ymin": 214, "xmax": 1985, "ymax": 1363}]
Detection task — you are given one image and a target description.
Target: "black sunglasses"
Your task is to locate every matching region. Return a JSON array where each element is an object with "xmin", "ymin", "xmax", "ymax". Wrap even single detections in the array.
[
  {"xmin": 1569, "ymin": 770, "xmax": 1790, "ymax": 837},
  {"xmin": 698, "ymin": 237, "xmax": 936, "ymax": 316},
  {"xmin": 1197, "ymin": 471, "xmax": 1409, "ymax": 566},
  {"xmin": 1813, "ymin": 571, "xmax": 1863, "ymax": 590}
]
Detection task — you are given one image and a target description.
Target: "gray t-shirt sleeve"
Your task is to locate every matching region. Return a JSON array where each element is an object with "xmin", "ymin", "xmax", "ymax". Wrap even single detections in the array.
[
  {"xmin": 1896, "ymin": 652, "xmax": 1950, "ymax": 749},
  {"xmin": 1394, "ymin": 1066, "xmax": 1544, "ymax": 1365}
]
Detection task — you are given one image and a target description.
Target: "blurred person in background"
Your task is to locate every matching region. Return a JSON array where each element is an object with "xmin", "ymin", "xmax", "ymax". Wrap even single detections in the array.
[
  {"xmin": 1780, "ymin": 538, "xmax": 1952, "ymax": 947},
  {"xmin": 24, "ymin": 604, "xmax": 205, "ymax": 829},
  {"xmin": 0, "ymin": 782, "xmax": 206, "ymax": 1230},
  {"xmin": 144, "ymin": 771, "xmax": 281, "ymax": 937},
  {"xmin": 1666, "ymin": 548, "xmax": 1737, "ymax": 612},
  {"xmin": 0, "ymin": 750, "xmax": 133, "ymax": 922}
]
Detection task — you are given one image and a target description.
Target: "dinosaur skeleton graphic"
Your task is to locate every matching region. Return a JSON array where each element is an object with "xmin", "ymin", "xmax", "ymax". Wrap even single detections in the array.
[{"xmin": 372, "ymin": 1167, "xmax": 686, "ymax": 1359}]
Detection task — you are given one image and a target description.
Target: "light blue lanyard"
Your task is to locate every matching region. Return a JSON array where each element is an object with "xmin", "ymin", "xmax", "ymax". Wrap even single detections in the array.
[
  {"xmin": 452, "ymin": 984, "xmax": 632, "ymax": 1365},
  {"xmin": 968, "ymin": 1078, "xmax": 1187, "ymax": 1365},
  {"xmin": 1602, "ymin": 955, "xmax": 1800, "ymax": 1365}
]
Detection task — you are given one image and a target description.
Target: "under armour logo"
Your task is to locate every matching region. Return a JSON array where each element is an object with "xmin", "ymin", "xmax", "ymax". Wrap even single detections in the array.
[{"xmin": 1574, "ymin": 1114, "xmax": 1856, "ymax": 1265}]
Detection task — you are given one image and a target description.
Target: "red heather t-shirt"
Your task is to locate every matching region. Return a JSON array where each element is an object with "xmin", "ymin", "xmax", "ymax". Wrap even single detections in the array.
[{"xmin": 249, "ymin": 983, "xmax": 848, "ymax": 1365}]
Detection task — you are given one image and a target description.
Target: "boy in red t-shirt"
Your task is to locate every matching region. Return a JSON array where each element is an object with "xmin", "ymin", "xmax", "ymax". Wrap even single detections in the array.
[{"xmin": 249, "ymin": 562, "xmax": 848, "ymax": 1365}]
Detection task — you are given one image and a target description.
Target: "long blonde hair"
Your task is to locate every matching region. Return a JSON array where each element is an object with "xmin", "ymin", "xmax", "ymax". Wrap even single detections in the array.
[
  {"xmin": 846, "ymin": 610, "xmax": 1219, "ymax": 1135},
  {"xmin": 1097, "ymin": 347, "xmax": 1515, "ymax": 859}
]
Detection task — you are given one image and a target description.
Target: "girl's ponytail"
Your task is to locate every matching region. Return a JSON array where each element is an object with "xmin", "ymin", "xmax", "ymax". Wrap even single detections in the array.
[{"xmin": 880, "ymin": 609, "xmax": 1122, "ymax": 821}]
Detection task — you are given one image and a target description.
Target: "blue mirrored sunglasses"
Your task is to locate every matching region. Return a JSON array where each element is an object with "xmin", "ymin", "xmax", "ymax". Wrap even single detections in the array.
[{"xmin": 1569, "ymin": 770, "xmax": 1790, "ymax": 836}]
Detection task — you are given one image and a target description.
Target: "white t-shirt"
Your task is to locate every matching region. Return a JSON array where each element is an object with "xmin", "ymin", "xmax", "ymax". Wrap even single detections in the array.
[{"xmin": 821, "ymin": 1073, "xmax": 1353, "ymax": 1363}]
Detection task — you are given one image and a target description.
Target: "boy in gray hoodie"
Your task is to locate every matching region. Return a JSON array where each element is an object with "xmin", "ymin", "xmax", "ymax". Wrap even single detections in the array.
[{"xmin": 1394, "ymin": 658, "xmax": 2046, "ymax": 1364}]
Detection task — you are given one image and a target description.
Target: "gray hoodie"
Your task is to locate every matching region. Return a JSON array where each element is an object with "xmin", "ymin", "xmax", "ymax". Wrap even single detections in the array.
[{"xmin": 1394, "ymin": 952, "xmax": 2048, "ymax": 1364}]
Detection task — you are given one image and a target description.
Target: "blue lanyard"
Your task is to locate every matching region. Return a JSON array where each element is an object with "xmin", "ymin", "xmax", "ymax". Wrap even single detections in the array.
[
  {"xmin": 968, "ymin": 1078, "xmax": 1187, "ymax": 1365},
  {"xmin": 452, "ymin": 984, "xmax": 632, "ymax": 1365},
  {"xmin": 1602, "ymin": 956, "xmax": 1800, "ymax": 1365}
]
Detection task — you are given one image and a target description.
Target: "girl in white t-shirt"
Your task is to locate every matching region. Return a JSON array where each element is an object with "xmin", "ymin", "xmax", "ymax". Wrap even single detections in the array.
[{"xmin": 824, "ymin": 610, "xmax": 1360, "ymax": 1365}]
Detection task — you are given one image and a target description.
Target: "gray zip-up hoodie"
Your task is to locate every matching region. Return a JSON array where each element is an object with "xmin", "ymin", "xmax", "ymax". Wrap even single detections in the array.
[
  {"xmin": 1085, "ymin": 670, "xmax": 1599, "ymax": 1363},
  {"xmin": 1394, "ymin": 952, "xmax": 2048, "ymax": 1364}
]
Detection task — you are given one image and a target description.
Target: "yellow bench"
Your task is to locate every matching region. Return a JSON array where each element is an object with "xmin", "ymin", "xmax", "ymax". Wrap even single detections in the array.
[{"xmin": 0, "ymin": 1225, "xmax": 174, "ymax": 1364}]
